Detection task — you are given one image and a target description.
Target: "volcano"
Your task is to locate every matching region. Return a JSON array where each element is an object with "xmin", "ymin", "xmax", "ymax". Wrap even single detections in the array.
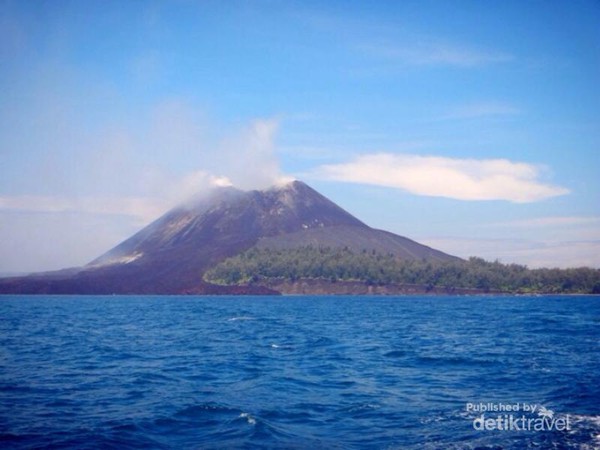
[{"xmin": 0, "ymin": 181, "xmax": 458, "ymax": 294}]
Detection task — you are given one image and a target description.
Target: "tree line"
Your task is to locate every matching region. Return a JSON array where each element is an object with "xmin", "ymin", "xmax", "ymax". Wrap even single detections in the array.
[{"xmin": 203, "ymin": 246, "xmax": 600, "ymax": 294}]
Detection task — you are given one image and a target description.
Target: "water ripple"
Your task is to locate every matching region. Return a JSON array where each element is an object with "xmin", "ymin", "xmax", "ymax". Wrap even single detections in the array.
[{"xmin": 0, "ymin": 295, "xmax": 598, "ymax": 448}]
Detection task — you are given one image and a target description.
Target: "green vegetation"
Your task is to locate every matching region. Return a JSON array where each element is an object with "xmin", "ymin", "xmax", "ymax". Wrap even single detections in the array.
[{"xmin": 204, "ymin": 246, "xmax": 600, "ymax": 294}]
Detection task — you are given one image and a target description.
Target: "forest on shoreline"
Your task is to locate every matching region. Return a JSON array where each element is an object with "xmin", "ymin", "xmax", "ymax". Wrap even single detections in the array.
[{"xmin": 204, "ymin": 246, "xmax": 600, "ymax": 294}]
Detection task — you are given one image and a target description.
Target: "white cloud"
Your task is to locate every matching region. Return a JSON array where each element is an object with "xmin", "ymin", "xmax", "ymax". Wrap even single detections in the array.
[
  {"xmin": 515, "ymin": 241, "xmax": 600, "ymax": 269},
  {"xmin": 1, "ymin": 81, "xmax": 288, "ymax": 272},
  {"xmin": 216, "ymin": 118, "xmax": 288, "ymax": 190},
  {"xmin": 0, "ymin": 211, "xmax": 140, "ymax": 274},
  {"xmin": 360, "ymin": 41, "xmax": 513, "ymax": 67},
  {"xmin": 0, "ymin": 71, "xmax": 288, "ymax": 272},
  {"xmin": 441, "ymin": 102, "xmax": 521, "ymax": 120},
  {"xmin": 422, "ymin": 236, "xmax": 600, "ymax": 269},
  {"xmin": 491, "ymin": 216, "xmax": 600, "ymax": 228},
  {"xmin": 300, "ymin": 11, "xmax": 513, "ymax": 68},
  {"xmin": 314, "ymin": 153, "xmax": 569, "ymax": 203},
  {"xmin": 0, "ymin": 173, "xmax": 243, "ymax": 224},
  {"xmin": 0, "ymin": 195, "xmax": 167, "ymax": 224}
]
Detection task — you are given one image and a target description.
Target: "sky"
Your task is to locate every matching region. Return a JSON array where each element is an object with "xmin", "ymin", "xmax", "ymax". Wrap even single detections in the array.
[{"xmin": 1, "ymin": 0, "xmax": 599, "ymax": 273}]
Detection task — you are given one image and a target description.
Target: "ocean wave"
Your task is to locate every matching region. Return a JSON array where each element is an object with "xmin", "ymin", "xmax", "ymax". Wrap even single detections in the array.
[{"xmin": 1, "ymin": 294, "xmax": 598, "ymax": 449}]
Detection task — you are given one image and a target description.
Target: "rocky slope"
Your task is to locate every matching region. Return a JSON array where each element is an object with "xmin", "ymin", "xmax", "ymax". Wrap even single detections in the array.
[{"xmin": 0, "ymin": 181, "xmax": 458, "ymax": 294}]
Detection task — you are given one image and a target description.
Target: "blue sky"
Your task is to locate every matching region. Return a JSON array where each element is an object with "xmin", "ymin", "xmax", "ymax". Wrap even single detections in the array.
[{"xmin": 1, "ymin": 0, "xmax": 599, "ymax": 272}]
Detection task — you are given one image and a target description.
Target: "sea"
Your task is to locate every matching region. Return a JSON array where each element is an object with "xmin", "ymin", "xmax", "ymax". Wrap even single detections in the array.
[{"xmin": 0, "ymin": 295, "xmax": 598, "ymax": 449}]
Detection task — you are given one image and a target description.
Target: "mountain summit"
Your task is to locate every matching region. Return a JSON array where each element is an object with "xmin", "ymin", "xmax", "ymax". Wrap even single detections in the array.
[{"xmin": 0, "ymin": 181, "xmax": 458, "ymax": 294}]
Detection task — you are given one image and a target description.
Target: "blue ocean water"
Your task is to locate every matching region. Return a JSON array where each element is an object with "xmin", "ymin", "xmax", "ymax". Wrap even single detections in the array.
[{"xmin": 0, "ymin": 295, "xmax": 598, "ymax": 449}]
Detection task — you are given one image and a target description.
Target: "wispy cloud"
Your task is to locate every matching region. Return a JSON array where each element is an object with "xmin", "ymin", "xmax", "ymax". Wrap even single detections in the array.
[
  {"xmin": 359, "ymin": 40, "xmax": 513, "ymax": 67},
  {"xmin": 490, "ymin": 216, "xmax": 600, "ymax": 228},
  {"xmin": 216, "ymin": 118, "xmax": 287, "ymax": 190},
  {"xmin": 441, "ymin": 101, "xmax": 522, "ymax": 120},
  {"xmin": 422, "ymin": 236, "xmax": 600, "ymax": 269},
  {"xmin": 299, "ymin": 9, "xmax": 513, "ymax": 69},
  {"xmin": 0, "ymin": 195, "xmax": 166, "ymax": 223},
  {"xmin": 314, "ymin": 153, "xmax": 569, "ymax": 203},
  {"xmin": 1, "ymin": 62, "xmax": 288, "ymax": 271},
  {"xmin": 0, "ymin": 171, "xmax": 251, "ymax": 224}
]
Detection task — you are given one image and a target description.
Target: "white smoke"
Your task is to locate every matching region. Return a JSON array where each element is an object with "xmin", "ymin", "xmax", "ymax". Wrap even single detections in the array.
[
  {"xmin": 216, "ymin": 118, "xmax": 287, "ymax": 190},
  {"xmin": 0, "ymin": 87, "xmax": 290, "ymax": 271}
]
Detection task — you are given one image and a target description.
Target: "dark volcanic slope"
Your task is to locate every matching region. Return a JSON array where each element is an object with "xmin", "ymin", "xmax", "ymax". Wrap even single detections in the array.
[
  {"xmin": 90, "ymin": 180, "xmax": 366, "ymax": 269},
  {"xmin": 256, "ymin": 225, "xmax": 456, "ymax": 263},
  {"xmin": 0, "ymin": 180, "xmax": 458, "ymax": 294}
]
